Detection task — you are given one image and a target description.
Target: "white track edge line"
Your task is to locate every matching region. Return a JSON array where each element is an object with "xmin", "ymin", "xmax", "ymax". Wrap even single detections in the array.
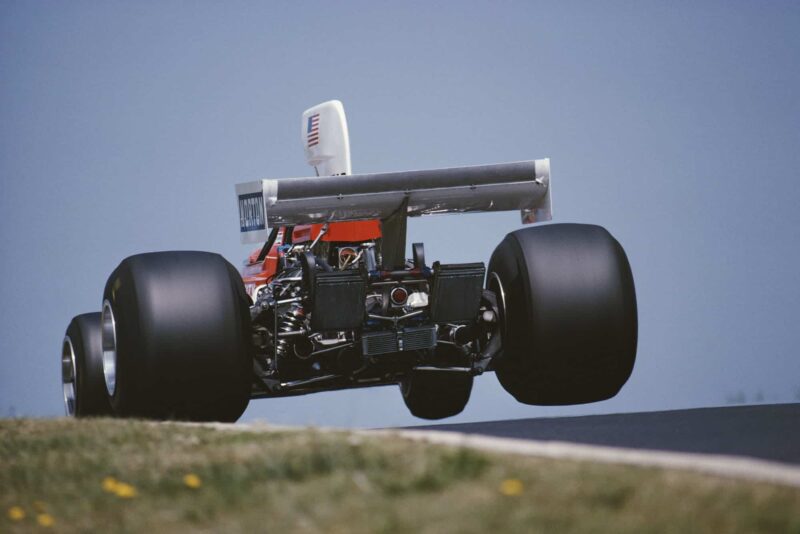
[
  {"xmin": 168, "ymin": 421, "xmax": 800, "ymax": 488},
  {"xmin": 371, "ymin": 428, "xmax": 800, "ymax": 488}
]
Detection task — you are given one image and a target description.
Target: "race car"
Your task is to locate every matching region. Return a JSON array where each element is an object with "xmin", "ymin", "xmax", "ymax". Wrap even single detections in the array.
[{"xmin": 61, "ymin": 100, "xmax": 637, "ymax": 422}]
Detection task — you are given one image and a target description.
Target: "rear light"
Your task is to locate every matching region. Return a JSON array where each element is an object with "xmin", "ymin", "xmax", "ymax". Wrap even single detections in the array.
[{"xmin": 390, "ymin": 286, "xmax": 409, "ymax": 305}]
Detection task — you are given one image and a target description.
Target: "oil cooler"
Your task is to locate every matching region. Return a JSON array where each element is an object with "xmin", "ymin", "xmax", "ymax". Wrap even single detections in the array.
[
  {"xmin": 429, "ymin": 262, "xmax": 486, "ymax": 323},
  {"xmin": 310, "ymin": 270, "xmax": 366, "ymax": 331}
]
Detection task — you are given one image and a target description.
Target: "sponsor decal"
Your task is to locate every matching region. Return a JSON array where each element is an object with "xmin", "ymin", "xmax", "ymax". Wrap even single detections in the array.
[
  {"xmin": 307, "ymin": 113, "xmax": 320, "ymax": 147},
  {"xmin": 238, "ymin": 192, "xmax": 265, "ymax": 232}
]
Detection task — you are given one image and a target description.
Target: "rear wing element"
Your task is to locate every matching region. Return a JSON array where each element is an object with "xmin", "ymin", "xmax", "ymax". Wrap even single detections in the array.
[{"xmin": 235, "ymin": 159, "xmax": 552, "ymax": 244}]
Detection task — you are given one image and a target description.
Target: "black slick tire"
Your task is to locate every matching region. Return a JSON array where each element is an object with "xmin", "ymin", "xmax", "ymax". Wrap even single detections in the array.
[
  {"xmin": 488, "ymin": 223, "xmax": 637, "ymax": 405},
  {"xmin": 102, "ymin": 251, "xmax": 252, "ymax": 421},
  {"xmin": 400, "ymin": 370, "xmax": 473, "ymax": 420},
  {"xmin": 62, "ymin": 312, "xmax": 114, "ymax": 417}
]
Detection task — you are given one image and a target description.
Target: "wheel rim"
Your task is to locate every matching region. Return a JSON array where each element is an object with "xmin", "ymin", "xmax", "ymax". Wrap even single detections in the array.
[
  {"xmin": 101, "ymin": 300, "xmax": 118, "ymax": 397},
  {"xmin": 62, "ymin": 336, "xmax": 77, "ymax": 416},
  {"xmin": 487, "ymin": 272, "xmax": 507, "ymax": 341}
]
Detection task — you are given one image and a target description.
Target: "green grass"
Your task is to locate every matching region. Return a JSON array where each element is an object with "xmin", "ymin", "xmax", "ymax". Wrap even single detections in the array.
[{"xmin": 1, "ymin": 419, "xmax": 799, "ymax": 533}]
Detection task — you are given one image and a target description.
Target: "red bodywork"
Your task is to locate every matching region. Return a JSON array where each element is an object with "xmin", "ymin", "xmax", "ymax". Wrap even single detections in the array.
[{"xmin": 241, "ymin": 220, "xmax": 381, "ymax": 297}]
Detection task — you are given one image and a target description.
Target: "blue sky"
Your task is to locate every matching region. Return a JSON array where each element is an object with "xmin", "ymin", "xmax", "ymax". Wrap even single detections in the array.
[{"xmin": 1, "ymin": 1, "xmax": 799, "ymax": 427}]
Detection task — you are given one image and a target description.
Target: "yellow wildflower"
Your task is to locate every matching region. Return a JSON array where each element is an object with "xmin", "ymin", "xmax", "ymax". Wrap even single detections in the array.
[
  {"xmin": 114, "ymin": 482, "xmax": 138, "ymax": 498},
  {"xmin": 37, "ymin": 513, "xmax": 55, "ymax": 527},
  {"xmin": 499, "ymin": 478, "xmax": 524, "ymax": 496},
  {"xmin": 102, "ymin": 476, "xmax": 119, "ymax": 493},
  {"xmin": 7, "ymin": 506, "xmax": 25, "ymax": 521},
  {"xmin": 183, "ymin": 473, "xmax": 202, "ymax": 489}
]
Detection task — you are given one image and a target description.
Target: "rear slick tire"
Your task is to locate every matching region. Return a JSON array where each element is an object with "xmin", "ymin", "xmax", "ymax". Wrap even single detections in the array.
[
  {"xmin": 488, "ymin": 223, "xmax": 637, "ymax": 405},
  {"xmin": 102, "ymin": 251, "xmax": 252, "ymax": 422}
]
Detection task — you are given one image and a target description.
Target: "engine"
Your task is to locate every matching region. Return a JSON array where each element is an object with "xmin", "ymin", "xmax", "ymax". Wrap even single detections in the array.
[{"xmin": 248, "ymin": 237, "xmax": 494, "ymax": 396}]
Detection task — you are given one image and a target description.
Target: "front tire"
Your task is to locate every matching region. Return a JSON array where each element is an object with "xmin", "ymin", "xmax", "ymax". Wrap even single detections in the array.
[
  {"xmin": 62, "ymin": 313, "xmax": 114, "ymax": 417},
  {"xmin": 401, "ymin": 370, "xmax": 473, "ymax": 420},
  {"xmin": 488, "ymin": 223, "xmax": 637, "ymax": 405},
  {"xmin": 102, "ymin": 251, "xmax": 252, "ymax": 421}
]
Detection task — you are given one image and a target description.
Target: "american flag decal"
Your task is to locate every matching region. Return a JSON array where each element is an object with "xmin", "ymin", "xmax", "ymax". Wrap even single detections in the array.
[{"xmin": 307, "ymin": 113, "xmax": 320, "ymax": 147}]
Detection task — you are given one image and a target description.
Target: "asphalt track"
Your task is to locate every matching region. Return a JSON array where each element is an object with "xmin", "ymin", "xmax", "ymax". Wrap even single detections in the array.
[{"xmin": 411, "ymin": 403, "xmax": 800, "ymax": 466}]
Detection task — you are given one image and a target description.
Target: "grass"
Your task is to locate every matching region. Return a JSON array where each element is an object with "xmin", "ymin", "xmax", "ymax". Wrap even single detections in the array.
[{"xmin": 1, "ymin": 419, "xmax": 799, "ymax": 533}]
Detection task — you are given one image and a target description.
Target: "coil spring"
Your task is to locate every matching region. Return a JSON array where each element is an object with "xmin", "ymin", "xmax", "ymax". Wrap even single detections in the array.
[{"xmin": 275, "ymin": 303, "xmax": 305, "ymax": 359}]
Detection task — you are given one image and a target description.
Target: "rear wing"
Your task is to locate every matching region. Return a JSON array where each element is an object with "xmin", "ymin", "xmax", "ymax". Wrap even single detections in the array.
[{"xmin": 235, "ymin": 159, "xmax": 552, "ymax": 244}]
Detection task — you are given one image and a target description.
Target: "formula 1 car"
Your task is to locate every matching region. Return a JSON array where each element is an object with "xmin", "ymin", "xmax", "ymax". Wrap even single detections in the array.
[{"xmin": 61, "ymin": 101, "xmax": 637, "ymax": 421}]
